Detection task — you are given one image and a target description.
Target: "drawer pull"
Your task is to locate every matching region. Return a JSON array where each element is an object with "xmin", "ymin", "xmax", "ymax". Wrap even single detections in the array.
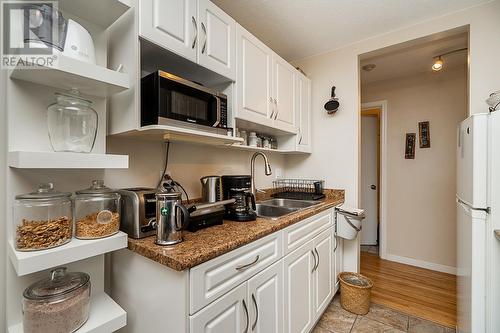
[
  {"xmin": 311, "ymin": 250, "xmax": 317, "ymax": 273},
  {"xmin": 251, "ymin": 293, "xmax": 259, "ymax": 330},
  {"xmin": 243, "ymin": 299, "xmax": 249, "ymax": 333},
  {"xmin": 235, "ymin": 255, "xmax": 260, "ymax": 271},
  {"xmin": 314, "ymin": 248, "xmax": 320, "ymax": 272}
]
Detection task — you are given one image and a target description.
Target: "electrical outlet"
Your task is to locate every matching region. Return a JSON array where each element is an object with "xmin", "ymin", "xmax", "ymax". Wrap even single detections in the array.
[
  {"xmin": 274, "ymin": 168, "xmax": 283, "ymax": 179},
  {"xmin": 160, "ymin": 170, "xmax": 172, "ymax": 179}
]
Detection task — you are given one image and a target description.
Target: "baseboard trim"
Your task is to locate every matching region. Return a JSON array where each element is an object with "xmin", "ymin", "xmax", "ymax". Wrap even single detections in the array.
[{"xmin": 384, "ymin": 253, "xmax": 457, "ymax": 275}]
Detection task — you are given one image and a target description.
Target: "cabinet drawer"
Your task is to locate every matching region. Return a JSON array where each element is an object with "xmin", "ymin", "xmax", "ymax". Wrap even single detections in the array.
[
  {"xmin": 283, "ymin": 209, "xmax": 333, "ymax": 255},
  {"xmin": 190, "ymin": 231, "xmax": 282, "ymax": 314}
]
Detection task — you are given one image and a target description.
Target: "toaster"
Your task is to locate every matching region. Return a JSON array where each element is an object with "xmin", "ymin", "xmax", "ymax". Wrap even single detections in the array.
[{"xmin": 118, "ymin": 188, "xmax": 157, "ymax": 239}]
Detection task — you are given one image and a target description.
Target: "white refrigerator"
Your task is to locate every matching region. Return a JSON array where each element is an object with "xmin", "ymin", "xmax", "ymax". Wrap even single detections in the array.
[{"xmin": 457, "ymin": 111, "xmax": 500, "ymax": 333}]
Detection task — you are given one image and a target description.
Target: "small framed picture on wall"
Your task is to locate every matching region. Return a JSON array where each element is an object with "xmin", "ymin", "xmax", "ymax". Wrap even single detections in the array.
[
  {"xmin": 405, "ymin": 133, "xmax": 416, "ymax": 159},
  {"xmin": 419, "ymin": 121, "xmax": 431, "ymax": 148}
]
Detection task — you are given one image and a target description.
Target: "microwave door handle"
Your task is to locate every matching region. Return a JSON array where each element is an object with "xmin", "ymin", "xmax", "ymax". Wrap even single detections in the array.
[{"xmin": 213, "ymin": 96, "xmax": 221, "ymax": 127}]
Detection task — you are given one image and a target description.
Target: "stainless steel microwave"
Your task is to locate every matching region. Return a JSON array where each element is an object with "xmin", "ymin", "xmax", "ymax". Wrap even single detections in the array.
[{"xmin": 141, "ymin": 70, "xmax": 228, "ymax": 129}]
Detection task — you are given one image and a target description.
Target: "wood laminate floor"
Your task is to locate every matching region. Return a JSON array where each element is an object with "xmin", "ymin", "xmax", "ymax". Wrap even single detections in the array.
[{"xmin": 360, "ymin": 252, "xmax": 457, "ymax": 329}]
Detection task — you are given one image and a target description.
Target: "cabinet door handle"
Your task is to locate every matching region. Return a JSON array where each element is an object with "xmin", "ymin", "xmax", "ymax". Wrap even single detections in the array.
[
  {"xmin": 191, "ymin": 16, "xmax": 198, "ymax": 49},
  {"xmin": 274, "ymin": 109, "xmax": 279, "ymax": 120},
  {"xmin": 298, "ymin": 132, "xmax": 303, "ymax": 145},
  {"xmin": 311, "ymin": 250, "xmax": 317, "ymax": 273},
  {"xmin": 201, "ymin": 22, "xmax": 207, "ymax": 54},
  {"xmin": 243, "ymin": 299, "xmax": 249, "ymax": 333},
  {"xmin": 334, "ymin": 235, "xmax": 339, "ymax": 252},
  {"xmin": 269, "ymin": 97, "xmax": 275, "ymax": 118},
  {"xmin": 314, "ymin": 248, "xmax": 320, "ymax": 272},
  {"xmin": 251, "ymin": 293, "xmax": 259, "ymax": 330},
  {"xmin": 236, "ymin": 255, "xmax": 260, "ymax": 271}
]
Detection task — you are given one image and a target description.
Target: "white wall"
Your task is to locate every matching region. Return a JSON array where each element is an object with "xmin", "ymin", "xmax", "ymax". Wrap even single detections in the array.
[
  {"xmin": 105, "ymin": 138, "xmax": 285, "ymax": 198},
  {"xmin": 289, "ymin": 0, "xmax": 500, "ymax": 272},
  {"xmin": 362, "ymin": 66, "xmax": 467, "ymax": 271}
]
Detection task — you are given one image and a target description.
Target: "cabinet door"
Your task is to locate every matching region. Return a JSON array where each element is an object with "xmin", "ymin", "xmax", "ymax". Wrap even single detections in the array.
[
  {"xmin": 139, "ymin": 0, "xmax": 197, "ymax": 62},
  {"xmin": 190, "ymin": 283, "xmax": 249, "ymax": 333},
  {"xmin": 284, "ymin": 241, "xmax": 314, "ymax": 333},
  {"xmin": 273, "ymin": 55, "xmax": 296, "ymax": 133},
  {"xmin": 295, "ymin": 73, "xmax": 311, "ymax": 153},
  {"xmin": 313, "ymin": 229, "xmax": 334, "ymax": 319},
  {"xmin": 247, "ymin": 261, "xmax": 284, "ymax": 333},
  {"xmin": 236, "ymin": 24, "xmax": 273, "ymax": 126},
  {"xmin": 198, "ymin": 0, "xmax": 235, "ymax": 80}
]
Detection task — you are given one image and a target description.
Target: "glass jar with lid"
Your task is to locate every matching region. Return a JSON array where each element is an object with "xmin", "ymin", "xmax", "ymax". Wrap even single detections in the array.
[
  {"xmin": 47, "ymin": 89, "xmax": 98, "ymax": 153},
  {"xmin": 74, "ymin": 180, "xmax": 121, "ymax": 239},
  {"xmin": 23, "ymin": 267, "xmax": 91, "ymax": 333},
  {"xmin": 13, "ymin": 183, "xmax": 72, "ymax": 251}
]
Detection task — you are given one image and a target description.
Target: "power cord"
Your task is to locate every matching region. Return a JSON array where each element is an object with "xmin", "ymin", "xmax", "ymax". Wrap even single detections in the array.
[{"xmin": 156, "ymin": 141, "xmax": 190, "ymax": 204}]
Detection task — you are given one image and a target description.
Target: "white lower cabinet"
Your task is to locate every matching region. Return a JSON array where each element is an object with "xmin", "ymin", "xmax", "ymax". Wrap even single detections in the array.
[
  {"xmin": 190, "ymin": 283, "xmax": 248, "ymax": 333},
  {"xmin": 284, "ymin": 240, "xmax": 315, "ymax": 333},
  {"xmin": 247, "ymin": 261, "xmax": 284, "ymax": 333},
  {"xmin": 313, "ymin": 229, "xmax": 334, "ymax": 319}
]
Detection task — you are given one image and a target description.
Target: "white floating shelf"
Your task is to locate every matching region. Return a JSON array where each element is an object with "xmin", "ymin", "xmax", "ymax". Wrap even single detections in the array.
[
  {"xmin": 10, "ymin": 54, "xmax": 130, "ymax": 98},
  {"xmin": 59, "ymin": 0, "xmax": 130, "ymax": 29},
  {"xmin": 117, "ymin": 125, "xmax": 244, "ymax": 146},
  {"xmin": 8, "ymin": 232, "xmax": 128, "ymax": 276},
  {"xmin": 227, "ymin": 144, "xmax": 309, "ymax": 155},
  {"xmin": 8, "ymin": 293, "xmax": 126, "ymax": 333},
  {"xmin": 8, "ymin": 151, "xmax": 129, "ymax": 169}
]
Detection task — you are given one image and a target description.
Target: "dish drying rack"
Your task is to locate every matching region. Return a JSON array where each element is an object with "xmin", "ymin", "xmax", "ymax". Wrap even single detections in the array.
[{"xmin": 272, "ymin": 179, "xmax": 325, "ymax": 200}]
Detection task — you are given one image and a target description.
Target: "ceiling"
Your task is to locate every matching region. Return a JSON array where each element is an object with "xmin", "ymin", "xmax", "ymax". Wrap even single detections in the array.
[
  {"xmin": 360, "ymin": 33, "xmax": 468, "ymax": 84},
  {"xmin": 212, "ymin": 0, "xmax": 488, "ymax": 61}
]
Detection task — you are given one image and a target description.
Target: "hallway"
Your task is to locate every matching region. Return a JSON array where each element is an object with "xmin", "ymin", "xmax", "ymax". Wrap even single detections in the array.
[{"xmin": 360, "ymin": 252, "xmax": 457, "ymax": 329}]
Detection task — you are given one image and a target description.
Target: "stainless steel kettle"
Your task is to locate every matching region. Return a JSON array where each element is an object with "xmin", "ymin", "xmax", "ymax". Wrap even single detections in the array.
[
  {"xmin": 200, "ymin": 176, "xmax": 222, "ymax": 203},
  {"xmin": 155, "ymin": 191, "xmax": 190, "ymax": 246}
]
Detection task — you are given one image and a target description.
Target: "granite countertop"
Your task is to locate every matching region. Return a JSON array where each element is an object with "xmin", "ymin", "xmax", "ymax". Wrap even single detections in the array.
[{"xmin": 127, "ymin": 189, "xmax": 345, "ymax": 271}]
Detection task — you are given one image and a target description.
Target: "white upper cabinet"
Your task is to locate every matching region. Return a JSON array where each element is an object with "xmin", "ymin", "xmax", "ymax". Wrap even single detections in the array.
[
  {"xmin": 139, "ymin": 0, "xmax": 197, "ymax": 62},
  {"xmin": 296, "ymin": 73, "xmax": 312, "ymax": 153},
  {"xmin": 198, "ymin": 0, "xmax": 236, "ymax": 80},
  {"xmin": 236, "ymin": 24, "xmax": 274, "ymax": 126},
  {"xmin": 273, "ymin": 55, "xmax": 296, "ymax": 133}
]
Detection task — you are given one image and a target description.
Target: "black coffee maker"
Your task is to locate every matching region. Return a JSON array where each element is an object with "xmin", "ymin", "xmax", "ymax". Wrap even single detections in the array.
[{"xmin": 221, "ymin": 175, "xmax": 256, "ymax": 221}]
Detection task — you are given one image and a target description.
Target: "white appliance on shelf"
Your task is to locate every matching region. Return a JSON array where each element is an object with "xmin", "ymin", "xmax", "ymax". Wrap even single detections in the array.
[{"xmin": 456, "ymin": 110, "xmax": 500, "ymax": 333}]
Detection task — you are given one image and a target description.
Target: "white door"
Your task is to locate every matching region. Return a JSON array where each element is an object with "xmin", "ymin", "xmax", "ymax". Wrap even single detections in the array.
[
  {"xmin": 190, "ymin": 283, "xmax": 248, "ymax": 333},
  {"xmin": 295, "ymin": 73, "xmax": 311, "ymax": 153},
  {"xmin": 273, "ymin": 55, "xmax": 296, "ymax": 133},
  {"xmin": 139, "ymin": 0, "xmax": 197, "ymax": 62},
  {"xmin": 197, "ymin": 0, "xmax": 235, "ymax": 80},
  {"xmin": 284, "ymin": 241, "xmax": 314, "ymax": 333},
  {"xmin": 361, "ymin": 115, "xmax": 378, "ymax": 245},
  {"xmin": 333, "ymin": 230, "xmax": 341, "ymax": 291},
  {"xmin": 235, "ymin": 24, "xmax": 273, "ymax": 126},
  {"xmin": 247, "ymin": 261, "xmax": 284, "ymax": 333},
  {"xmin": 456, "ymin": 200, "xmax": 487, "ymax": 333},
  {"xmin": 312, "ymin": 229, "xmax": 333, "ymax": 319}
]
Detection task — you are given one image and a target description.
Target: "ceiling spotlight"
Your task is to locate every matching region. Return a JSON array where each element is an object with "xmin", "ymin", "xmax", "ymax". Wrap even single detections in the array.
[
  {"xmin": 431, "ymin": 48, "xmax": 467, "ymax": 72},
  {"xmin": 432, "ymin": 56, "xmax": 443, "ymax": 71},
  {"xmin": 362, "ymin": 64, "xmax": 376, "ymax": 72}
]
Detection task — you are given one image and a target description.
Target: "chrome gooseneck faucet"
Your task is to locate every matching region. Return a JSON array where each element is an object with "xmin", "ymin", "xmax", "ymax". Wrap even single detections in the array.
[{"xmin": 251, "ymin": 152, "xmax": 272, "ymax": 196}]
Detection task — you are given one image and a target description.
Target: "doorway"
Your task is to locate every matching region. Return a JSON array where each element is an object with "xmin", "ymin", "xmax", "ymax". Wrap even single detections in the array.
[{"xmin": 360, "ymin": 106, "xmax": 384, "ymax": 256}]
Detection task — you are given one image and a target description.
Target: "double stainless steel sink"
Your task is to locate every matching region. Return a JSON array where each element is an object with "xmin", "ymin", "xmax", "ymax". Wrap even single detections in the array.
[{"xmin": 255, "ymin": 198, "xmax": 321, "ymax": 220}]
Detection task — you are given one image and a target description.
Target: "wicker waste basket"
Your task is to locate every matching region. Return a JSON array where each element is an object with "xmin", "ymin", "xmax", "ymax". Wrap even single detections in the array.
[{"xmin": 338, "ymin": 272, "xmax": 373, "ymax": 315}]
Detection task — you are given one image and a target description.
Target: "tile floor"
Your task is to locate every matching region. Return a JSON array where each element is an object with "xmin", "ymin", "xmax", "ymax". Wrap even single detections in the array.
[{"xmin": 313, "ymin": 295, "xmax": 456, "ymax": 333}]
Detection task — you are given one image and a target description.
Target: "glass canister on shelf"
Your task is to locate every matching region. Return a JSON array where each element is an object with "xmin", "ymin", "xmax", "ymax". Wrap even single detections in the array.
[
  {"xmin": 13, "ymin": 183, "xmax": 72, "ymax": 251},
  {"xmin": 74, "ymin": 180, "xmax": 121, "ymax": 239},
  {"xmin": 47, "ymin": 89, "xmax": 98, "ymax": 153},
  {"xmin": 23, "ymin": 267, "xmax": 91, "ymax": 333}
]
